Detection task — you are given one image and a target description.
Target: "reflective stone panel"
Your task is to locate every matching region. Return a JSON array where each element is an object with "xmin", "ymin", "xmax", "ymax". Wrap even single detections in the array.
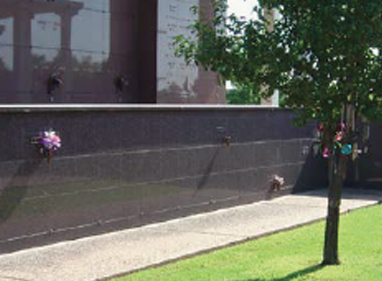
[
  {"xmin": 0, "ymin": 0, "xmax": 224, "ymax": 104},
  {"xmin": 157, "ymin": 0, "xmax": 226, "ymax": 103},
  {"xmin": 0, "ymin": 108, "xmax": 324, "ymax": 253},
  {"xmin": 157, "ymin": 0, "xmax": 198, "ymax": 99},
  {"xmin": 0, "ymin": 0, "xmax": 138, "ymax": 103}
]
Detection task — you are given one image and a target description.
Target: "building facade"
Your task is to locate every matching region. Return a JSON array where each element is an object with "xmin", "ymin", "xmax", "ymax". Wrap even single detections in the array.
[{"xmin": 0, "ymin": 0, "xmax": 225, "ymax": 104}]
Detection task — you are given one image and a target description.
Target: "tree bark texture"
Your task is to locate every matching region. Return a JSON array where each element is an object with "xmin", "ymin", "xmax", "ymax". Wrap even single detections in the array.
[
  {"xmin": 322, "ymin": 127, "xmax": 353, "ymax": 264},
  {"xmin": 322, "ymin": 153, "xmax": 348, "ymax": 265}
]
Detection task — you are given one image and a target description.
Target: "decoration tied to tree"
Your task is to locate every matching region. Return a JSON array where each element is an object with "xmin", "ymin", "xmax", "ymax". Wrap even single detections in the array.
[{"xmin": 317, "ymin": 123, "xmax": 352, "ymax": 158}]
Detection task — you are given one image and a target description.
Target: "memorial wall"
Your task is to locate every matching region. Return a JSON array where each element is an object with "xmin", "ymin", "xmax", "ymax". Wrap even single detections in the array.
[
  {"xmin": 0, "ymin": 0, "xmax": 143, "ymax": 103},
  {"xmin": 0, "ymin": 107, "xmax": 325, "ymax": 253},
  {"xmin": 0, "ymin": 0, "xmax": 224, "ymax": 104}
]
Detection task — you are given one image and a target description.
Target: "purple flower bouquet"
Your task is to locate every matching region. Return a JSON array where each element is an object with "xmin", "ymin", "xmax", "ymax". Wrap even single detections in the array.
[{"xmin": 31, "ymin": 130, "xmax": 62, "ymax": 162}]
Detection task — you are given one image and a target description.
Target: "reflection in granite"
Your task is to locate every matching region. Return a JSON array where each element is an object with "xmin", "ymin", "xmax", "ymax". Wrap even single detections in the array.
[
  {"xmin": 353, "ymin": 122, "xmax": 382, "ymax": 188},
  {"xmin": 157, "ymin": 0, "xmax": 226, "ymax": 103},
  {"xmin": 0, "ymin": 0, "xmax": 141, "ymax": 103},
  {"xmin": 0, "ymin": 0, "xmax": 224, "ymax": 104}
]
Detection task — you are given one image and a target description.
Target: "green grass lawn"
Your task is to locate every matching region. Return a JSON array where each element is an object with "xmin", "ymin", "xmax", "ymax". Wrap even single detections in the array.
[{"xmin": 111, "ymin": 204, "xmax": 382, "ymax": 281}]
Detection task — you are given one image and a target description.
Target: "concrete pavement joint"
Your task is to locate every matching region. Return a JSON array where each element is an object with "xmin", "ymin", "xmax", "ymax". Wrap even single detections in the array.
[{"xmin": 185, "ymin": 231, "xmax": 248, "ymax": 239}]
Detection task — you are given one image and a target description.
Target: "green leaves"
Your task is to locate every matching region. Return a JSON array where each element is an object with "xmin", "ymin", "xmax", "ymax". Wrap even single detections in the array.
[{"xmin": 174, "ymin": 0, "xmax": 382, "ymax": 125}]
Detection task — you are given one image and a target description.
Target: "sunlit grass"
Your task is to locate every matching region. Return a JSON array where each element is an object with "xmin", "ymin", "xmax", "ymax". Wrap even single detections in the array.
[{"xmin": 112, "ymin": 204, "xmax": 382, "ymax": 281}]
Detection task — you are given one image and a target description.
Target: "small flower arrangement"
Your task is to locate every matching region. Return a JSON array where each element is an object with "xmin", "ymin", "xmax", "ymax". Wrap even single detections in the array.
[
  {"xmin": 270, "ymin": 175, "xmax": 285, "ymax": 191},
  {"xmin": 31, "ymin": 129, "xmax": 61, "ymax": 162},
  {"xmin": 317, "ymin": 123, "xmax": 352, "ymax": 158}
]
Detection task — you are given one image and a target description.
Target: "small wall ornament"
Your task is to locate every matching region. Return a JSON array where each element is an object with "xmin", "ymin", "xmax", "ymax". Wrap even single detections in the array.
[
  {"xmin": 270, "ymin": 175, "xmax": 285, "ymax": 192},
  {"xmin": 31, "ymin": 130, "xmax": 62, "ymax": 162}
]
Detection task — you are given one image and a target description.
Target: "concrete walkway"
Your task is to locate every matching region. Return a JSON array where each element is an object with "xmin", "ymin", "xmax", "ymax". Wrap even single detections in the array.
[{"xmin": 0, "ymin": 188, "xmax": 381, "ymax": 281}]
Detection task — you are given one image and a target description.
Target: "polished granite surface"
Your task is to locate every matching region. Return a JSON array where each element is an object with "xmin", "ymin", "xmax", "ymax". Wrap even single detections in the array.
[{"xmin": 0, "ymin": 108, "xmax": 329, "ymax": 252}]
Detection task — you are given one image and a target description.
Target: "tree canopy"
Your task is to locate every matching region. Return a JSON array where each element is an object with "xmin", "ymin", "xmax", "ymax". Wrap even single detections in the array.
[{"xmin": 175, "ymin": 0, "xmax": 382, "ymax": 127}]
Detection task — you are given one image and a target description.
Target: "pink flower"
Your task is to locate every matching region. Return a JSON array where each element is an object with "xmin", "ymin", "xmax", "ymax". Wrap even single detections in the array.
[
  {"xmin": 322, "ymin": 147, "xmax": 329, "ymax": 158},
  {"xmin": 51, "ymin": 135, "xmax": 62, "ymax": 149},
  {"xmin": 335, "ymin": 131, "xmax": 343, "ymax": 142},
  {"xmin": 40, "ymin": 130, "xmax": 61, "ymax": 150},
  {"xmin": 317, "ymin": 124, "xmax": 324, "ymax": 132}
]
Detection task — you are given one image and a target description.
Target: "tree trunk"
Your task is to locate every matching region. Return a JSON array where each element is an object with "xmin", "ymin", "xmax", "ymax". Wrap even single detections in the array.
[
  {"xmin": 322, "ymin": 148, "xmax": 348, "ymax": 265},
  {"xmin": 321, "ymin": 104, "xmax": 354, "ymax": 265}
]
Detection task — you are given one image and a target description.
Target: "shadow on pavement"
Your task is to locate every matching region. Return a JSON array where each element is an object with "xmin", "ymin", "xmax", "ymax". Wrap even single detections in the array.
[{"xmin": 301, "ymin": 188, "xmax": 382, "ymax": 201}]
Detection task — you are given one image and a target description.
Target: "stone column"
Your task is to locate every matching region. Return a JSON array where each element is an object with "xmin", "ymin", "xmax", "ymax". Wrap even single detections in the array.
[
  {"xmin": 60, "ymin": 13, "xmax": 72, "ymax": 51},
  {"xmin": 13, "ymin": 8, "xmax": 33, "ymax": 101},
  {"xmin": 57, "ymin": 10, "xmax": 75, "ymax": 96}
]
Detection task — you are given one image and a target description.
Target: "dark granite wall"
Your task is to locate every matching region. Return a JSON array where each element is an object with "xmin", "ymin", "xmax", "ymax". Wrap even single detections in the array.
[
  {"xmin": 0, "ymin": 107, "xmax": 327, "ymax": 253},
  {"xmin": 349, "ymin": 122, "xmax": 382, "ymax": 188}
]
